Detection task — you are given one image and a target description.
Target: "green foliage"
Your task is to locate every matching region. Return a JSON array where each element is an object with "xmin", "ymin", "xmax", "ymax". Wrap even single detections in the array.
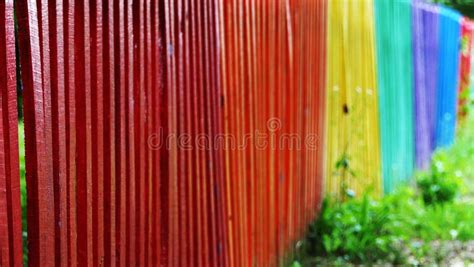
[
  {"xmin": 301, "ymin": 110, "xmax": 474, "ymax": 266},
  {"xmin": 334, "ymin": 152, "xmax": 357, "ymax": 202},
  {"xmin": 385, "ymin": 187, "xmax": 474, "ymax": 242},
  {"xmin": 18, "ymin": 122, "xmax": 27, "ymax": 264},
  {"xmin": 431, "ymin": 116, "xmax": 474, "ymax": 194},
  {"xmin": 305, "ymin": 111, "xmax": 472, "ymax": 265},
  {"xmin": 431, "ymin": 0, "xmax": 474, "ymax": 18},
  {"xmin": 432, "ymin": 0, "xmax": 474, "ymax": 4},
  {"xmin": 304, "ymin": 187, "xmax": 474, "ymax": 265},
  {"xmin": 416, "ymin": 160, "xmax": 461, "ymax": 205},
  {"xmin": 306, "ymin": 195, "xmax": 405, "ymax": 264}
]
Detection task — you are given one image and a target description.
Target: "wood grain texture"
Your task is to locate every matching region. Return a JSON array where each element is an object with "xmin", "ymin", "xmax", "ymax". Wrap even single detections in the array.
[
  {"xmin": 0, "ymin": 1, "xmax": 22, "ymax": 265},
  {"xmin": 14, "ymin": 1, "xmax": 327, "ymax": 266},
  {"xmin": 16, "ymin": 0, "xmax": 56, "ymax": 265}
]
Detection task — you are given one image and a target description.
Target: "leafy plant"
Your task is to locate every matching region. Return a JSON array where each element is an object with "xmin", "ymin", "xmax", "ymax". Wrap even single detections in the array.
[
  {"xmin": 416, "ymin": 159, "xmax": 461, "ymax": 206},
  {"xmin": 334, "ymin": 150, "xmax": 357, "ymax": 202},
  {"xmin": 306, "ymin": 195, "xmax": 405, "ymax": 264},
  {"xmin": 300, "ymin": 112, "xmax": 474, "ymax": 266},
  {"xmin": 303, "ymin": 187, "xmax": 474, "ymax": 265}
]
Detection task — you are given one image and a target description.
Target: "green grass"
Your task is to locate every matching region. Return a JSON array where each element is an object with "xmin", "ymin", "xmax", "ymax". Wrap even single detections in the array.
[
  {"xmin": 297, "ymin": 189, "xmax": 474, "ymax": 265},
  {"xmin": 18, "ymin": 121, "xmax": 27, "ymax": 264},
  {"xmin": 295, "ymin": 111, "xmax": 474, "ymax": 266},
  {"xmin": 386, "ymin": 188, "xmax": 474, "ymax": 242},
  {"xmin": 432, "ymin": 117, "xmax": 474, "ymax": 195}
]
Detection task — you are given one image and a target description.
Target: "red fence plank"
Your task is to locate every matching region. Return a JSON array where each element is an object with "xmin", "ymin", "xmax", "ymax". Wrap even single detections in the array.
[
  {"xmin": 49, "ymin": 0, "xmax": 69, "ymax": 265},
  {"xmin": 0, "ymin": 1, "xmax": 22, "ymax": 266},
  {"xmin": 149, "ymin": 2, "xmax": 162, "ymax": 266},
  {"xmin": 116, "ymin": 0, "xmax": 127, "ymax": 265},
  {"xmin": 74, "ymin": 0, "xmax": 93, "ymax": 264},
  {"xmin": 125, "ymin": 0, "xmax": 137, "ymax": 264},
  {"xmin": 103, "ymin": 0, "xmax": 117, "ymax": 265},
  {"xmin": 65, "ymin": 1, "xmax": 78, "ymax": 265},
  {"xmin": 90, "ymin": 0, "xmax": 105, "ymax": 265},
  {"xmin": 16, "ymin": 0, "xmax": 55, "ymax": 265}
]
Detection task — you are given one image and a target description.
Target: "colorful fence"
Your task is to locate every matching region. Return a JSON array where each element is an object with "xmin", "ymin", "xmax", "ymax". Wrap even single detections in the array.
[
  {"xmin": 435, "ymin": 7, "xmax": 462, "ymax": 148},
  {"xmin": 375, "ymin": 0, "xmax": 415, "ymax": 193},
  {"xmin": 220, "ymin": 1, "xmax": 327, "ymax": 265},
  {"xmin": 325, "ymin": 0, "xmax": 382, "ymax": 199},
  {"xmin": 0, "ymin": 0, "xmax": 473, "ymax": 266},
  {"xmin": 324, "ymin": 0, "xmax": 470, "ymax": 194},
  {"xmin": 457, "ymin": 18, "xmax": 474, "ymax": 121},
  {"xmin": 12, "ymin": 0, "xmax": 327, "ymax": 266},
  {"xmin": 413, "ymin": 1, "xmax": 440, "ymax": 170}
]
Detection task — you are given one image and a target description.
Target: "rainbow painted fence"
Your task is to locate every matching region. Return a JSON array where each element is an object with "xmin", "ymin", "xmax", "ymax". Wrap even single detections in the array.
[{"xmin": 0, "ymin": 0, "xmax": 472, "ymax": 266}]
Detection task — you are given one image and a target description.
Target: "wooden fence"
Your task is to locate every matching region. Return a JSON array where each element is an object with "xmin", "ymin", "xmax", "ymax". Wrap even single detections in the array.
[
  {"xmin": 325, "ymin": 0, "xmax": 382, "ymax": 198},
  {"xmin": 2, "ymin": 0, "xmax": 470, "ymax": 266},
  {"xmin": 2, "ymin": 0, "xmax": 327, "ymax": 266}
]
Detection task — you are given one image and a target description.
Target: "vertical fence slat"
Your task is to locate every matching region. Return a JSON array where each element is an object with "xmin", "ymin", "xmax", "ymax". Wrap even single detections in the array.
[
  {"xmin": 203, "ymin": 0, "xmax": 219, "ymax": 265},
  {"xmin": 103, "ymin": 0, "xmax": 117, "ymax": 264},
  {"xmin": 0, "ymin": 108, "xmax": 11, "ymax": 266},
  {"xmin": 133, "ymin": 0, "xmax": 145, "ymax": 264},
  {"xmin": 180, "ymin": 0, "xmax": 192, "ymax": 265},
  {"xmin": 214, "ymin": 0, "xmax": 229, "ymax": 264},
  {"xmin": 413, "ymin": 2, "xmax": 440, "ymax": 170},
  {"xmin": 160, "ymin": 0, "xmax": 171, "ymax": 265},
  {"xmin": 116, "ymin": 0, "xmax": 127, "ymax": 264},
  {"xmin": 436, "ymin": 7, "xmax": 462, "ymax": 148},
  {"xmin": 75, "ymin": 0, "xmax": 94, "ymax": 263},
  {"xmin": 91, "ymin": 0, "xmax": 105, "ymax": 264},
  {"xmin": 16, "ymin": 0, "xmax": 56, "ymax": 265},
  {"xmin": 150, "ymin": 0, "xmax": 162, "ymax": 265},
  {"xmin": 49, "ymin": 0, "xmax": 69, "ymax": 264},
  {"xmin": 0, "ymin": 0, "xmax": 22, "ymax": 265},
  {"xmin": 144, "ymin": 0, "xmax": 152, "ymax": 264},
  {"xmin": 125, "ymin": 0, "xmax": 136, "ymax": 264},
  {"xmin": 175, "ymin": 0, "xmax": 185, "ymax": 264},
  {"xmin": 65, "ymin": 0, "xmax": 78, "ymax": 264}
]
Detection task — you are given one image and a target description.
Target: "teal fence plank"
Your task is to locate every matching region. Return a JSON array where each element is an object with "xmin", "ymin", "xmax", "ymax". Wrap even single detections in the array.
[{"xmin": 375, "ymin": 0, "xmax": 415, "ymax": 193}]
